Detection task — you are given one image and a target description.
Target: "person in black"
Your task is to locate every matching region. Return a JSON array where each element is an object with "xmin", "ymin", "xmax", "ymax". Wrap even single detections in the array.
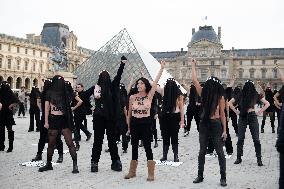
[
  {"xmin": 191, "ymin": 59, "xmax": 227, "ymax": 187},
  {"xmin": 0, "ymin": 81, "xmax": 18, "ymax": 152},
  {"xmin": 186, "ymin": 84, "xmax": 201, "ymax": 133},
  {"xmin": 150, "ymin": 92, "xmax": 159, "ymax": 148},
  {"xmin": 229, "ymin": 80, "xmax": 270, "ymax": 166},
  {"xmin": 28, "ymin": 86, "xmax": 41, "ymax": 132},
  {"xmin": 31, "ymin": 80, "xmax": 64, "ymax": 163},
  {"xmin": 73, "ymin": 83, "xmax": 92, "ymax": 144},
  {"xmin": 18, "ymin": 86, "xmax": 26, "ymax": 118},
  {"xmin": 38, "ymin": 76, "xmax": 81, "ymax": 173},
  {"xmin": 261, "ymin": 86, "xmax": 276, "ymax": 133},
  {"xmin": 85, "ymin": 56, "xmax": 126, "ymax": 173},
  {"xmin": 159, "ymin": 78, "xmax": 184, "ymax": 162}
]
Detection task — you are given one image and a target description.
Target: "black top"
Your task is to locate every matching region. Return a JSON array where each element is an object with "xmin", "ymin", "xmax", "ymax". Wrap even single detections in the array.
[
  {"xmin": 277, "ymin": 85, "xmax": 284, "ymax": 153},
  {"xmin": 85, "ymin": 63, "xmax": 125, "ymax": 121}
]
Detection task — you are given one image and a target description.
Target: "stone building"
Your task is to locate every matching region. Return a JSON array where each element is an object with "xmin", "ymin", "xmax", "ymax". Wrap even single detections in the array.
[
  {"xmin": 151, "ymin": 25, "xmax": 284, "ymax": 89},
  {"xmin": 0, "ymin": 23, "xmax": 93, "ymax": 91}
]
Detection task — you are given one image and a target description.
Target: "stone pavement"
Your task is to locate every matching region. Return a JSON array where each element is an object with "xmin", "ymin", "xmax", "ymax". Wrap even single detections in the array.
[{"xmin": 0, "ymin": 115, "xmax": 280, "ymax": 189}]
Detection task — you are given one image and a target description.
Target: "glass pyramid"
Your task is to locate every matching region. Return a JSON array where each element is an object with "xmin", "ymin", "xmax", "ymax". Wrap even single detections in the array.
[{"xmin": 74, "ymin": 28, "xmax": 186, "ymax": 93}]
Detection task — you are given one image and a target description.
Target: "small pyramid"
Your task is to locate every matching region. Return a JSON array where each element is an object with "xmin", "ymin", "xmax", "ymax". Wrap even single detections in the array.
[{"xmin": 74, "ymin": 28, "xmax": 186, "ymax": 93}]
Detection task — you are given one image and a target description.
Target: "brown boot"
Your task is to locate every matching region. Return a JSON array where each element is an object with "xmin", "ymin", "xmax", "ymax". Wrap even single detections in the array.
[
  {"xmin": 124, "ymin": 160, "xmax": 138, "ymax": 179},
  {"xmin": 147, "ymin": 160, "xmax": 156, "ymax": 181}
]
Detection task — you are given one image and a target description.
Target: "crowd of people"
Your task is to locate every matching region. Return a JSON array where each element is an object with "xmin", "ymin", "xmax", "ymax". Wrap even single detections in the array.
[{"xmin": 0, "ymin": 57, "xmax": 283, "ymax": 188}]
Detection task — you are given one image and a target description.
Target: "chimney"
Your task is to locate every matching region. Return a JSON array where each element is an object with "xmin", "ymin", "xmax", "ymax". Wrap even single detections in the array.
[
  {"xmin": 192, "ymin": 28, "xmax": 195, "ymax": 35},
  {"xmin": 26, "ymin": 33, "xmax": 35, "ymax": 41},
  {"xmin": 218, "ymin": 27, "xmax": 221, "ymax": 40}
]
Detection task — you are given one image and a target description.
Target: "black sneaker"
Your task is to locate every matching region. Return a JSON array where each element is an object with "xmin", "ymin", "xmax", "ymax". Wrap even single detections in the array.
[
  {"xmin": 86, "ymin": 133, "xmax": 92, "ymax": 141},
  {"xmin": 234, "ymin": 158, "xmax": 242, "ymax": 164}
]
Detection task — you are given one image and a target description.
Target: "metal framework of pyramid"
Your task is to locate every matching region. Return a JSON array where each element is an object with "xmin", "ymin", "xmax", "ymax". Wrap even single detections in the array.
[{"xmin": 74, "ymin": 28, "xmax": 186, "ymax": 93}]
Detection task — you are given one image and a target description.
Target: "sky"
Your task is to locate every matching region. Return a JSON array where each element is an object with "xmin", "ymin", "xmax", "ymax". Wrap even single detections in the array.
[{"xmin": 0, "ymin": 0, "xmax": 283, "ymax": 52}]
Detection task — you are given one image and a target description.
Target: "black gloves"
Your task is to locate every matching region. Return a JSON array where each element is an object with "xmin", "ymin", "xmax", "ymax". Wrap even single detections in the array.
[{"xmin": 121, "ymin": 56, "xmax": 127, "ymax": 61}]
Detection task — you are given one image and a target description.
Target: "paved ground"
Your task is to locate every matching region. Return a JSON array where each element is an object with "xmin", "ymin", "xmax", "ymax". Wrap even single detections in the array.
[{"xmin": 0, "ymin": 115, "xmax": 280, "ymax": 189}]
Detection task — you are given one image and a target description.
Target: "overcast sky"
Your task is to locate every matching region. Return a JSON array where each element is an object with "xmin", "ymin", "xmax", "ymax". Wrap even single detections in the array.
[{"xmin": 1, "ymin": 0, "xmax": 283, "ymax": 52}]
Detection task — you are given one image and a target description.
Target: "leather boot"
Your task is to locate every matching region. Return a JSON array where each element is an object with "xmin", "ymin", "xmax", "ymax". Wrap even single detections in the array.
[
  {"xmin": 257, "ymin": 157, "xmax": 263, "ymax": 166},
  {"xmin": 0, "ymin": 126, "xmax": 5, "ymax": 151},
  {"xmin": 7, "ymin": 131, "xmax": 14, "ymax": 153},
  {"xmin": 234, "ymin": 156, "xmax": 242, "ymax": 164},
  {"xmin": 124, "ymin": 160, "xmax": 138, "ymax": 179},
  {"xmin": 91, "ymin": 160, "xmax": 98, "ymax": 172},
  {"xmin": 146, "ymin": 160, "xmax": 156, "ymax": 181},
  {"xmin": 172, "ymin": 144, "xmax": 179, "ymax": 162},
  {"xmin": 220, "ymin": 172, "xmax": 227, "ymax": 187},
  {"xmin": 56, "ymin": 154, "xmax": 63, "ymax": 163},
  {"xmin": 75, "ymin": 141, "xmax": 80, "ymax": 151},
  {"xmin": 38, "ymin": 161, "xmax": 53, "ymax": 172},
  {"xmin": 154, "ymin": 141, "xmax": 158, "ymax": 148},
  {"xmin": 160, "ymin": 145, "xmax": 169, "ymax": 161},
  {"xmin": 72, "ymin": 159, "xmax": 79, "ymax": 174},
  {"xmin": 193, "ymin": 171, "xmax": 204, "ymax": 183},
  {"xmin": 32, "ymin": 153, "xmax": 42, "ymax": 161},
  {"xmin": 111, "ymin": 159, "xmax": 122, "ymax": 172}
]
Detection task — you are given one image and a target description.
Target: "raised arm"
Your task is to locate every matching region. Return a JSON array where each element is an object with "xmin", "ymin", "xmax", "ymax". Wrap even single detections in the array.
[
  {"xmin": 148, "ymin": 60, "xmax": 165, "ymax": 98},
  {"xmin": 191, "ymin": 58, "xmax": 202, "ymax": 96},
  {"xmin": 112, "ymin": 56, "xmax": 127, "ymax": 87},
  {"xmin": 127, "ymin": 73, "xmax": 135, "ymax": 95}
]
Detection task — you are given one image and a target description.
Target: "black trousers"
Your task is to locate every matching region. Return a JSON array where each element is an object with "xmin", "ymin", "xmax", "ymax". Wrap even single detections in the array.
[
  {"xmin": 91, "ymin": 114, "xmax": 120, "ymax": 162},
  {"xmin": 280, "ymin": 153, "xmax": 284, "ymax": 189},
  {"xmin": 29, "ymin": 107, "xmax": 40, "ymax": 131},
  {"xmin": 198, "ymin": 119, "xmax": 226, "ymax": 178},
  {"xmin": 0, "ymin": 124, "xmax": 13, "ymax": 149},
  {"xmin": 37, "ymin": 118, "xmax": 63, "ymax": 155},
  {"xmin": 18, "ymin": 102, "xmax": 25, "ymax": 116},
  {"xmin": 207, "ymin": 120, "xmax": 233, "ymax": 154},
  {"xmin": 74, "ymin": 114, "xmax": 90, "ymax": 140},
  {"xmin": 186, "ymin": 107, "xmax": 200, "ymax": 132},
  {"xmin": 161, "ymin": 113, "xmax": 180, "ymax": 146},
  {"xmin": 229, "ymin": 110, "xmax": 238, "ymax": 135},
  {"xmin": 261, "ymin": 111, "xmax": 275, "ymax": 131},
  {"xmin": 151, "ymin": 118, "xmax": 158, "ymax": 142},
  {"xmin": 237, "ymin": 112, "xmax": 262, "ymax": 158},
  {"xmin": 130, "ymin": 117, "xmax": 153, "ymax": 160}
]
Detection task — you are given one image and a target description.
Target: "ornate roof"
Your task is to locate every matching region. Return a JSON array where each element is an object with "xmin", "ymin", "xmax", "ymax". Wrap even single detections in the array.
[{"xmin": 190, "ymin": 26, "xmax": 221, "ymax": 45}]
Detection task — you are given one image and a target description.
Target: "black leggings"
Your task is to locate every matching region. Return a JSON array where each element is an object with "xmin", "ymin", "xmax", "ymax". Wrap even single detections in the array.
[
  {"xmin": 130, "ymin": 117, "xmax": 153, "ymax": 161},
  {"xmin": 37, "ymin": 118, "xmax": 63, "ymax": 155}
]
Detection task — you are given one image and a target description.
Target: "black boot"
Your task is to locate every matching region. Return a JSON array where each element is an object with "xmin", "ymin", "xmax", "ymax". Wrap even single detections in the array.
[
  {"xmin": 172, "ymin": 144, "xmax": 179, "ymax": 162},
  {"xmin": 7, "ymin": 131, "xmax": 14, "ymax": 153},
  {"xmin": 220, "ymin": 173, "xmax": 227, "ymax": 187},
  {"xmin": 257, "ymin": 157, "xmax": 263, "ymax": 166},
  {"xmin": 56, "ymin": 154, "xmax": 63, "ymax": 163},
  {"xmin": 160, "ymin": 145, "xmax": 169, "ymax": 161},
  {"xmin": 72, "ymin": 159, "xmax": 79, "ymax": 174},
  {"xmin": 111, "ymin": 159, "xmax": 122, "ymax": 171},
  {"xmin": 234, "ymin": 156, "xmax": 242, "ymax": 164},
  {"xmin": 39, "ymin": 161, "xmax": 53, "ymax": 172},
  {"xmin": 193, "ymin": 172, "xmax": 204, "ymax": 184},
  {"xmin": 0, "ymin": 127, "xmax": 5, "ymax": 151},
  {"xmin": 75, "ymin": 142, "xmax": 80, "ymax": 151},
  {"xmin": 86, "ymin": 133, "xmax": 92, "ymax": 141},
  {"xmin": 32, "ymin": 153, "xmax": 42, "ymax": 161},
  {"xmin": 91, "ymin": 160, "xmax": 98, "ymax": 172}
]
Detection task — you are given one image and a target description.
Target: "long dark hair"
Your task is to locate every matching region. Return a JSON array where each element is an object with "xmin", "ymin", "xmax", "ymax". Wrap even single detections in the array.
[
  {"xmin": 162, "ymin": 79, "xmax": 181, "ymax": 114},
  {"xmin": 239, "ymin": 80, "xmax": 258, "ymax": 116},
  {"xmin": 0, "ymin": 81, "xmax": 16, "ymax": 104},
  {"xmin": 97, "ymin": 70, "xmax": 114, "ymax": 119},
  {"xmin": 265, "ymin": 87, "xmax": 274, "ymax": 104},
  {"xmin": 135, "ymin": 77, "xmax": 152, "ymax": 94},
  {"xmin": 47, "ymin": 75, "xmax": 66, "ymax": 108},
  {"xmin": 201, "ymin": 76, "xmax": 224, "ymax": 121}
]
